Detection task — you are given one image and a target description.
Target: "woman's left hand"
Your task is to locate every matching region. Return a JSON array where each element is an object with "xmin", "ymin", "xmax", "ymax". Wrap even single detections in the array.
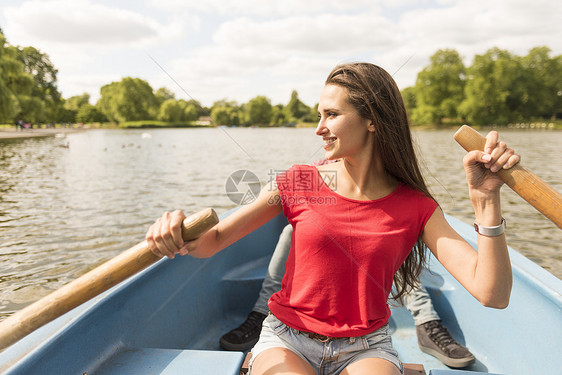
[{"xmin": 463, "ymin": 131, "xmax": 520, "ymax": 196}]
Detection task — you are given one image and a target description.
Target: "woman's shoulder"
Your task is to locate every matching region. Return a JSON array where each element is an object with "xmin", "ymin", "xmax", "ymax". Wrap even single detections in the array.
[
  {"xmin": 282, "ymin": 160, "xmax": 340, "ymax": 172},
  {"xmin": 276, "ymin": 164, "xmax": 313, "ymax": 188},
  {"xmin": 397, "ymin": 182, "xmax": 427, "ymax": 196},
  {"xmin": 313, "ymin": 159, "xmax": 341, "ymax": 172},
  {"xmin": 277, "ymin": 164, "xmax": 332, "ymax": 195},
  {"xmin": 396, "ymin": 183, "xmax": 438, "ymax": 211},
  {"xmin": 282, "ymin": 164, "xmax": 314, "ymax": 175}
]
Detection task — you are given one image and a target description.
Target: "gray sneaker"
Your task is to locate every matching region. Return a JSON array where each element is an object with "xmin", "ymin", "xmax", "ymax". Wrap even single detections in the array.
[{"xmin": 416, "ymin": 320, "xmax": 475, "ymax": 368}]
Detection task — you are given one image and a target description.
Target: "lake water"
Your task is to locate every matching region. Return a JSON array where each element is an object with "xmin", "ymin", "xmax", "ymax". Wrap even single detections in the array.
[{"xmin": 0, "ymin": 127, "xmax": 561, "ymax": 320}]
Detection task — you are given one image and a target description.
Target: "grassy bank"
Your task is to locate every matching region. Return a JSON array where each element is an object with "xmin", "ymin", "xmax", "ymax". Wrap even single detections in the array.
[
  {"xmin": 117, "ymin": 120, "xmax": 210, "ymax": 128},
  {"xmin": 82, "ymin": 121, "xmax": 209, "ymax": 129},
  {"xmin": 292, "ymin": 117, "xmax": 562, "ymax": 130},
  {"xmin": 410, "ymin": 118, "xmax": 562, "ymax": 130},
  {"xmin": 3, "ymin": 119, "xmax": 561, "ymax": 130}
]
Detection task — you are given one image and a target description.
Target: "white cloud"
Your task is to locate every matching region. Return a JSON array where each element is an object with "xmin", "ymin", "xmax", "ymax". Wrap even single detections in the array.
[
  {"xmin": 398, "ymin": 0, "xmax": 562, "ymax": 55},
  {"xmin": 149, "ymin": 0, "xmax": 376, "ymax": 17},
  {"xmin": 153, "ymin": 46, "xmax": 278, "ymax": 105},
  {"xmin": 213, "ymin": 14, "xmax": 399, "ymax": 54},
  {"xmin": 156, "ymin": 11, "xmax": 400, "ymax": 105},
  {"xmin": 2, "ymin": 0, "xmax": 187, "ymax": 101},
  {"xmin": 150, "ymin": 44, "xmax": 331, "ymax": 106},
  {"xmin": 268, "ymin": 56, "xmax": 337, "ymax": 105},
  {"xmin": 4, "ymin": 0, "xmax": 183, "ymax": 47}
]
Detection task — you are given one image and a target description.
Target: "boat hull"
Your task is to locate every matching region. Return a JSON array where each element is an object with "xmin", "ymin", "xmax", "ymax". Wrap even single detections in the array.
[{"xmin": 0, "ymin": 212, "xmax": 560, "ymax": 375}]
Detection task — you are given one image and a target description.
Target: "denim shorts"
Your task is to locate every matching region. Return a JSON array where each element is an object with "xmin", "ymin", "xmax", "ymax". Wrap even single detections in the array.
[{"xmin": 249, "ymin": 313, "xmax": 403, "ymax": 375}]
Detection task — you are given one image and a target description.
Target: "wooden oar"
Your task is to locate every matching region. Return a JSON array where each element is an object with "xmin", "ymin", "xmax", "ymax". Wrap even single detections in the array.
[
  {"xmin": 0, "ymin": 208, "xmax": 219, "ymax": 350},
  {"xmin": 454, "ymin": 125, "xmax": 562, "ymax": 229}
]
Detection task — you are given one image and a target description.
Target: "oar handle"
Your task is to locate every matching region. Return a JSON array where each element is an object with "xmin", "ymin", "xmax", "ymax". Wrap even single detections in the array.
[
  {"xmin": 454, "ymin": 125, "xmax": 562, "ymax": 229},
  {"xmin": 0, "ymin": 208, "xmax": 219, "ymax": 350}
]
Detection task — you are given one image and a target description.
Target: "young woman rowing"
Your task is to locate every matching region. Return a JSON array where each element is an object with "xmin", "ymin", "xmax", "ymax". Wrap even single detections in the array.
[{"xmin": 146, "ymin": 62, "xmax": 519, "ymax": 375}]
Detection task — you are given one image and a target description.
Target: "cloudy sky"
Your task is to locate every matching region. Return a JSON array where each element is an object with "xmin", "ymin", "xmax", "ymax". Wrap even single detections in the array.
[{"xmin": 1, "ymin": 0, "xmax": 560, "ymax": 107}]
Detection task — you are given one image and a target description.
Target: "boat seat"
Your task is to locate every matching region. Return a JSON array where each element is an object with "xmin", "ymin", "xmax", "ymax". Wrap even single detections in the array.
[
  {"xmin": 240, "ymin": 353, "xmax": 426, "ymax": 374},
  {"xmin": 95, "ymin": 348, "xmax": 245, "ymax": 375},
  {"xmin": 221, "ymin": 255, "xmax": 271, "ymax": 315}
]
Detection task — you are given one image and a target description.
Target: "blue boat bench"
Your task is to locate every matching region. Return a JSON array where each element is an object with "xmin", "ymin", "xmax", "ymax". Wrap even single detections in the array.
[{"xmin": 96, "ymin": 348, "xmax": 245, "ymax": 375}]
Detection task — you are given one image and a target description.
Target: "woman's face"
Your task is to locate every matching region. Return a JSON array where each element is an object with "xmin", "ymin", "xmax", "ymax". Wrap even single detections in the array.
[{"xmin": 315, "ymin": 84, "xmax": 373, "ymax": 161}]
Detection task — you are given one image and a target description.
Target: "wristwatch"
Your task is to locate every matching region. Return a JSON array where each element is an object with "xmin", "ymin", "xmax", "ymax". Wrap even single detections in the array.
[{"xmin": 474, "ymin": 218, "xmax": 506, "ymax": 237}]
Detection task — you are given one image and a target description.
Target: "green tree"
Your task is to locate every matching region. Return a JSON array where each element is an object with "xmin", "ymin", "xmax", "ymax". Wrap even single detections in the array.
[
  {"xmin": 551, "ymin": 55, "xmax": 562, "ymax": 119},
  {"xmin": 211, "ymin": 106, "xmax": 242, "ymax": 125},
  {"xmin": 401, "ymin": 86, "xmax": 417, "ymax": 116},
  {"xmin": 210, "ymin": 99, "xmax": 241, "ymax": 125},
  {"xmin": 285, "ymin": 90, "xmax": 310, "ymax": 122},
  {"xmin": 520, "ymin": 47, "xmax": 562, "ymax": 119},
  {"xmin": 15, "ymin": 46, "xmax": 61, "ymax": 121},
  {"xmin": 97, "ymin": 77, "xmax": 157, "ymax": 122},
  {"xmin": 245, "ymin": 96, "xmax": 272, "ymax": 125},
  {"xmin": 184, "ymin": 100, "xmax": 200, "ymax": 121},
  {"xmin": 158, "ymin": 99, "xmax": 185, "ymax": 122},
  {"xmin": 460, "ymin": 48, "xmax": 525, "ymax": 124},
  {"xmin": 155, "ymin": 87, "xmax": 175, "ymax": 107},
  {"xmin": 0, "ymin": 35, "xmax": 21, "ymax": 122},
  {"xmin": 64, "ymin": 93, "xmax": 90, "ymax": 112},
  {"xmin": 18, "ymin": 96, "xmax": 45, "ymax": 123},
  {"xmin": 76, "ymin": 104, "xmax": 107, "ymax": 123},
  {"xmin": 210, "ymin": 106, "xmax": 228, "ymax": 125},
  {"xmin": 51, "ymin": 101, "xmax": 76, "ymax": 123},
  {"xmin": 0, "ymin": 31, "xmax": 34, "ymax": 123},
  {"xmin": 412, "ymin": 49, "xmax": 466, "ymax": 125},
  {"xmin": 61, "ymin": 93, "xmax": 90, "ymax": 123},
  {"xmin": 300, "ymin": 104, "xmax": 318, "ymax": 123},
  {"xmin": 0, "ymin": 31, "xmax": 66, "ymax": 123},
  {"xmin": 271, "ymin": 104, "xmax": 287, "ymax": 125}
]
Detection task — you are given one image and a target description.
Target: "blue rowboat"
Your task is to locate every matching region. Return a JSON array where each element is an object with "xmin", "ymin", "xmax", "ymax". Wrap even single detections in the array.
[{"xmin": 0, "ymin": 210, "xmax": 560, "ymax": 375}]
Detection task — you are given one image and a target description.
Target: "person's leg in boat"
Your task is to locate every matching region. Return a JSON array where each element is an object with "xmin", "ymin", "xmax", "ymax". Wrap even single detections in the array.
[{"xmin": 250, "ymin": 348, "xmax": 315, "ymax": 375}]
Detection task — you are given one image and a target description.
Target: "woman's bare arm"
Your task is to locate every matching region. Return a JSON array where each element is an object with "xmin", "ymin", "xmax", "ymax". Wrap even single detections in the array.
[
  {"xmin": 146, "ymin": 185, "xmax": 283, "ymax": 259},
  {"xmin": 422, "ymin": 131, "xmax": 519, "ymax": 308}
]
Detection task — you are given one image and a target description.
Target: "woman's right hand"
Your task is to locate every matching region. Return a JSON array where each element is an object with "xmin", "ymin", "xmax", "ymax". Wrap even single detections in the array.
[{"xmin": 146, "ymin": 210, "xmax": 187, "ymax": 259}]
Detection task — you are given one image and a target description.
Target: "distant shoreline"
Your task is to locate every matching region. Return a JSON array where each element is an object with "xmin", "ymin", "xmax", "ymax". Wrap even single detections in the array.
[
  {"xmin": 0, "ymin": 128, "xmax": 86, "ymax": 140},
  {"xmin": 1, "ymin": 122, "xmax": 559, "ymax": 140}
]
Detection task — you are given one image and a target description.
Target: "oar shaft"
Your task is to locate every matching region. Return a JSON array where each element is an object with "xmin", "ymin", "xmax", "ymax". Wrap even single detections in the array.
[
  {"xmin": 454, "ymin": 125, "xmax": 562, "ymax": 229},
  {"xmin": 0, "ymin": 208, "xmax": 219, "ymax": 350}
]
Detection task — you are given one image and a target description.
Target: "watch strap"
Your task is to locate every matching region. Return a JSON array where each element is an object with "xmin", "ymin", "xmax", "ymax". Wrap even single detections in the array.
[{"xmin": 474, "ymin": 218, "xmax": 506, "ymax": 237}]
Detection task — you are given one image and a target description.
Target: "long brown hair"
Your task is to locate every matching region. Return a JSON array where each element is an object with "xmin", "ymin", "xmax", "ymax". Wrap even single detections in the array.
[{"xmin": 325, "ymin": 62, "xmax": 437, "ymax": 301}]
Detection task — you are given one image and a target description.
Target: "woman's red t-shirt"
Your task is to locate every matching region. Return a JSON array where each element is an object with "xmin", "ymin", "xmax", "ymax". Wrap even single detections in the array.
[{"xmin": 268, "ymin": 164, "xmax": 438, "ymax": 337}]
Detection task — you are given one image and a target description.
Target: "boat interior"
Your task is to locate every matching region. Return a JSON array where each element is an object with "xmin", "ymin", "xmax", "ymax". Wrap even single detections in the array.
[{"xmin": 1, "ymin": 213, "xmax": 560, "ymax": 375}]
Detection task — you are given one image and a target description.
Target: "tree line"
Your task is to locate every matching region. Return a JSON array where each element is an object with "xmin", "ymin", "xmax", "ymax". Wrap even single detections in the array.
[
  {"xmin": 402, "ymin": 47, "xmax": 561, "ymax": 125},
  {"xmin": 1, "ymin": 27, "xmax": 560, "ymax": 127}
]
